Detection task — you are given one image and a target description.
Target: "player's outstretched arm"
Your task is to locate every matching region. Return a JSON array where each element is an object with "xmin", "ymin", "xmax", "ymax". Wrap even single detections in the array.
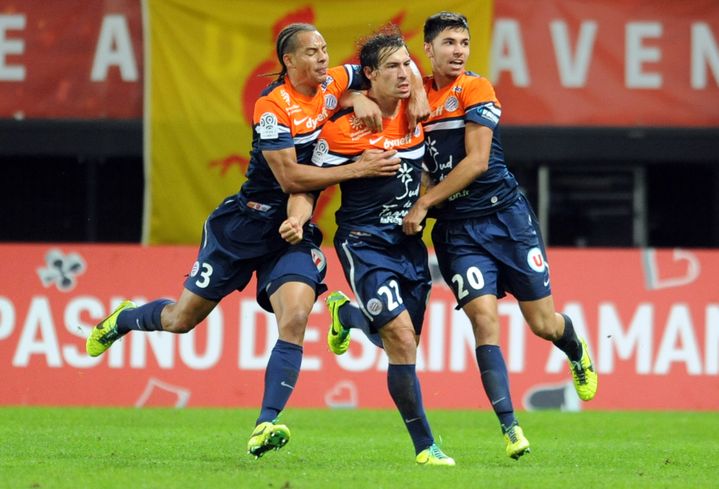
[
  {"xmin": 279, "ymin": 193, "xmax": 315, "ymax": 244},
  {"xmin": 402, "ymin": 123, "xmax": 491, "ymax": 235},
  {"xmin": 264, "ymin": 147, "xmax": 400, "ymax": 193}
]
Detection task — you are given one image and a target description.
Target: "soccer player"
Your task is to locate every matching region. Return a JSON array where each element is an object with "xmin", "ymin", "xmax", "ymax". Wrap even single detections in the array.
[
  {"xmin": 290, "ymin": 26, "xmax": 454, "ymax": 466},
  {"xmin": 84, "ymin": 22, "xmax": 424, "ymax": 459},
  {"xmin": 399, "ymin": 12, "xmax": 598, "ymax": 459}
]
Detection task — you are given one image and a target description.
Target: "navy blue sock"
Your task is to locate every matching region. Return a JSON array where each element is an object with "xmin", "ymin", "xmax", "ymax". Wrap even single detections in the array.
[
  {"xmin": 387, "ymin": 364, "xmax": 434, "ymax": 454},
  {"xmin": 339, "ymin": 303, "xmax": 383, "ymax": 349},
  {"xmin": 256, "ymin": 339, "xmax": 303, "ymax": 425},
  {"xmin": 476, "ymin": 345, "xmax": 517, "ymax": 431},
  {"xmin": 116, "ymin": 299, "xmax": 172, "ymax": 334},
  {"xmin": 552, "ymin": 313, "xmax": 582, "ymax": 362}
]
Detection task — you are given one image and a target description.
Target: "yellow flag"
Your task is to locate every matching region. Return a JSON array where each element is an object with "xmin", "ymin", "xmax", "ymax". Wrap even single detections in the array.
[{"xmin": 144, "ymin": 0, "xmax": 493, "ymax": 245}]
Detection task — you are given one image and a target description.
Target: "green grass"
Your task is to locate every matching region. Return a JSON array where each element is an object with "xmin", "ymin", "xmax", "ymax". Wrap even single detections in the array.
[{"xmin": 1, "ymin": 408, "xmax": 717, "ymax": 489}]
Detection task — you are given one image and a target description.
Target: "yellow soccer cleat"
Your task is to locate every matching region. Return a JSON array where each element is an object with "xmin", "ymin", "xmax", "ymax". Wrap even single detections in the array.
[
  {"xmin": 326, "ymin": 291, "xmax": 351, "ymax": 355},
  {"xmin": 503, "ymin": 423, "xmax": 531, "ymax": 460},
  {"xmin": 247, "ymin": 421, "xmax": 291, "ymax": 459},
  {"xmin": 86, "ymin": 300, "xmax": 136, "ymax": 357},
  {"xmin": 569, "ymin": 338, "xmax": 598, "ymax": 401},
  {"xmin": 415, "ymin": 444, "xmax": 456, "ymax": 466}
]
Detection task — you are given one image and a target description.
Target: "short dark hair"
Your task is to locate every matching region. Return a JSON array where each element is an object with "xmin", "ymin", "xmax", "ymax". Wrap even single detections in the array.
[
  {"xmin": 423, "ymin": 12, "xmax": 469, "ymax": 43},
  {"xmin": 275, "ymin": 23, "xmax": 318, "ymax": 81},
  {"xmin": 358, "ymin": 24, "xmax": 406, "ymax": 71}
]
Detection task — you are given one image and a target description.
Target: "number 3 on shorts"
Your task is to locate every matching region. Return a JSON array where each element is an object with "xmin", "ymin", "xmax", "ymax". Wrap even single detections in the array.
[
  {"xmin": 451, "ymin": 266, "xmax": 485, "ymax": 300},
  {"xmin": 194, "ymin": 262, "xmax": 214, "ymax": 288}
]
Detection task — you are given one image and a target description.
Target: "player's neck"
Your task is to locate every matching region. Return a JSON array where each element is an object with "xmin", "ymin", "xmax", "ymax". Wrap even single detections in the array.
[
  {"xmin": 286, "ymin": 73, "xmax": 319, "ymax": 98},
  {"xmin": 432, "ymin": 72, "xmax": 458, "ymax": 90},
  {"xmin": 367, "ymin": 90, "xmax": 400, "ymax": 118}
]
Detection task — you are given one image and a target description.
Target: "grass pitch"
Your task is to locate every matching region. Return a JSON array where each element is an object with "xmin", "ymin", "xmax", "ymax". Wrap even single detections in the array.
[{"xmin": 1, "ymin": 408, "xmax": 717, "ymax": 489}]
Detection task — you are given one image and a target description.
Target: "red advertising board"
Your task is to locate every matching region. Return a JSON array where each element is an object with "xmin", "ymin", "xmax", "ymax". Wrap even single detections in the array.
[
  {"xmin": 0, "ymin": 244, "xmax": 716, "ymax": 411},
  {"xmin": 0, "ymin": 0, "xmax": 143, "ymax": 119},
  {"xmin": 1, "ymin": 0, "xmax": 717, "ymax": 125},
  {"xmin": 493, "ymin": 0, "xmax": 719, "ymax": 126}
]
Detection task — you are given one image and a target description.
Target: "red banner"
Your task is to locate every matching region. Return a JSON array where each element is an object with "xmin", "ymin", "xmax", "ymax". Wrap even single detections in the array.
[
  {"xmin": 0, "ymin": 0, "xmax": 142, "ymax": 119},
  {"xmin": 2, "ymin": 1, "xmax": 717, "ymax": 125},
  {"xmin": 493, "ymin": 0, "xmax": 719, "ymax": 126},
  {"xmin": 0, "ymin": 244, "xmax": 717, "ymax": 410}
]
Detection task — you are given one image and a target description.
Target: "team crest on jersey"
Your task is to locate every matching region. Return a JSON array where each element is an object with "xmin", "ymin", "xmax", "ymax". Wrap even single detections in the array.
[
  {"xmin": 190, "ymin": 261, "xmax": 200, "ymax": 277},
  {"xmin": 324, "ymin": 94, "xmax": 338, "ymax": 110},
  {"xmin": 311, "ymin": 248, "xmax": 326, "ymax": 272},
  {"xmin": 258, "ymin": 112, "xmax": 278, "ymax": 139},
  {"xmin": 445, "ymin": 96, "xmax": 459, "ymax": 112},
  {"xmin": 280, "ymin": 89, "xmax": 292, "ymax": 106},
  {"xmin": 527, "ymin": 247, "xmax": 546, "ymax": 273},
  {"xmin": 311, "ymin": 138, "xmax": 329, "ymax": 165},
  {"xmin": 413, "ymin": 124, "xmax": 421, "ymax": 137},
  {"xmin": 366, "ymin": 298, "xmax": 383, "ymax": 316}
]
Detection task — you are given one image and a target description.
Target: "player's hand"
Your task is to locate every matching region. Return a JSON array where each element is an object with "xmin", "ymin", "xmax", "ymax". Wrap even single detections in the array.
[
  {"xmin": 402, "ymin": 199, "xmax": 429, "ymax": 235},
  {"xmin": 406, "ymin": 90, "xmax": 430, "ymax": 130},
  {"xmin": 353, "ymin": 95, "xmax": 383, "ymax": 133},
  {"xmin": 279, "ymin": 217, "xmax": 303, "ymax": 244},
  {"xmin": 355, "ymin": 149, "xmax": 400, "ymax": 177}
]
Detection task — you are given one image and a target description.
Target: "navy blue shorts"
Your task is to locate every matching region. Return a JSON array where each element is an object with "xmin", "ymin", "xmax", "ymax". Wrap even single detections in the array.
[
  {"xmin": 334, "ymin": 233, "xmax": 431, "ymax": 334},
  {"xmin": 432, "ymin": 194, "xmax": 551, "ymax": 309},
  {"xmin": 184, "ymin": 198, "xmax": 328, "ymax": 312}
]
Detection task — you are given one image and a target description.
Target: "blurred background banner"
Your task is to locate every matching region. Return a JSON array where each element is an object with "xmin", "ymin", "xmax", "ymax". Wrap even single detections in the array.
[
  {"xmin": 143, "ymin": 0, "xmax": 493, "ymax": 245},
  {"xmin": 1, "ymin": 244, "xmax": 716, "ymax": 410},
  {"xmin": 0, "ymin": 0, "xmax": 143, "ymax": 119},
  {"xmin": 493, "ymin": 0, "xmax": 719, "ymax": 126}
]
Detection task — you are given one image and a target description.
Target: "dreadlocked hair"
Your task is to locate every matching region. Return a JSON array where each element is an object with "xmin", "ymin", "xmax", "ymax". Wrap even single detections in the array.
[{"xmin": 274, "ymin": 23, "xmax": 317, "ymax": 82}]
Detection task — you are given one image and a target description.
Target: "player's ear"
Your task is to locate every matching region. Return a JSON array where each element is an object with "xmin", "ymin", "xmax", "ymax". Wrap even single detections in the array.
[
  {"xmin": 283, "ymin": 52, "xmax": 294, "ymax": 69},
  {"xmin": 424, "ymin": 42, "xmax": 433, "ymax": 59},
  {"xmin": 363, "ymin": 65, "xmax": 375, "ymax": 81}
]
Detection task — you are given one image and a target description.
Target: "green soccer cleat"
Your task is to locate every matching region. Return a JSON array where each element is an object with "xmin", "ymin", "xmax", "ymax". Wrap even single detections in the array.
[
  {"xmin": 503, "ymin": 423, "xmax": 531, "ymax": 460},
  {"xmin": 569, "ymin": 338, "xmax": 598, "ymax": 401},
  {"xmin": 326, "ymin": 291, "xmax": 351, "ymax": 355},
  {"xmin": 415, "ymin": 444, "xmax": 456, "ymax": 466},
  {"xmin": 86, "ymin": 300, "xmax": 136, "ymax": 357},
  {"xmin": 247, "ymin": 421, "xmax": 291, "ymax": 459}
]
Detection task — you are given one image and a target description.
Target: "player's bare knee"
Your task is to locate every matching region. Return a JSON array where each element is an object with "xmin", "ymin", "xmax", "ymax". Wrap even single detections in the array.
[{"xmin": 277, "ymin": 309, "xmax": 310, "ymax": 338}]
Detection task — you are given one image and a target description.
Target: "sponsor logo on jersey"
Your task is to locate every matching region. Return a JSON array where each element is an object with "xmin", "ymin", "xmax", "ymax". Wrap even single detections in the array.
[
  {"xmin": 293, "ymin": 109, "xmax": 329, "ymax": 131},
  {"xmin": 320, "ymin": 75, "xmax": 334, "ymax": 91},
  {"xmin": 312, "ymin": 138, "xmax": 329, "ymax": 165},
  {"xmin": 324, "ymin": 94, "xmax": 338, "ymax": 110},
  {"xmin": 258, "ymin": 112, "xmax": 278, "ymax": 139},
  {"xmin": 527, "ymin": 247, "xmax": 546, "ymax": 273},
  {"xmin": 366, "ymin": 298, "xmax": 383, "ymax": 316},
  {"xmin": 445, "ymin": 95, "xmax": 459, "ymax": 112},
  {"xmin": 378, "ymin": 132, "xmax": 415, "ymax": 149},
  {"xmin": 369, "ymin": 135, "xmax": 384, "ymax": 145}
]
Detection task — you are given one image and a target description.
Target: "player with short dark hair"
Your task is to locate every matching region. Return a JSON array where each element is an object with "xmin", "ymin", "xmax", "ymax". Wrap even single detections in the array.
[
  {"xmin": 286, "ymin": 25, "xmax": 455, "ymax": 466},
  {"xmin": 401, "ymin": 11, "xmax": 598, "ymax": 459},
  {"xmin": 85, "ymin": 22, "xmax": 409, "ymax": 459}
]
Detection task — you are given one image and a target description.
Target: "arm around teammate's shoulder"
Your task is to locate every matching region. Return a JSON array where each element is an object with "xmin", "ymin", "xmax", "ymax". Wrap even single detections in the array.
[{"xmin": 263, "ymin": 147, "xmax": 401, "ymax": 194}]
